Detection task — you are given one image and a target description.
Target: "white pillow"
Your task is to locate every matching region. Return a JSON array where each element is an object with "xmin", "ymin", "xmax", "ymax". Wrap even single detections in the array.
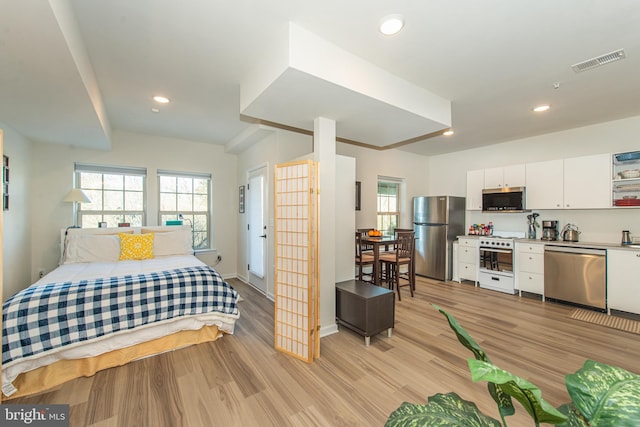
[
  {"xmin": 63, "ymin": 234, "xmax": 121, "ymax": 264},
  {"xmin": 152, "ymin": 230, "xmax": 194, "ymax": 257}
]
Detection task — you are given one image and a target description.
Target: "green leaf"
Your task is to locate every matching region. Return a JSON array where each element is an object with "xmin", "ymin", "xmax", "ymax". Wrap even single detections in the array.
[
  {"xmin": 555, "ymin": 403, "xmax": 589, "ymax": 427},
  {"xmin": 433, "ymin": 304, "xmax": 515, "ymax": 418},
  {"xmin": 385, "ymin": 393, "xmax": 501, "ymax": 427},
  {"xmin": 468, "ymin": 359, "xmax": 568, "ymax": 424},
  {"xmin": 433, "ymin": 304, "xmax": 490, "ymax": 362},
  {"xmin": 565, "ymin": 360, "xmax": 640, "ymax": 426}
]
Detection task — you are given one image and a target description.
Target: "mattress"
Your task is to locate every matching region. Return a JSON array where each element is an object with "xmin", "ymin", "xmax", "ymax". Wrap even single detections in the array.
[{"xmin": 2, "ymin": 255, "xmax": 239, "ymax": 397}]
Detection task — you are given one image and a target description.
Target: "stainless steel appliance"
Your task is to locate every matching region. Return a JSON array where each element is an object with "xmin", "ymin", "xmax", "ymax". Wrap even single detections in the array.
[
  {"xmin": 482, "ymin": 187, "xmax": 526, "ymax": 212},
  {"xmin": 541, "ymin": 220, "xmax": 559, "ymax": 241},
  {"xmin": 478, "ymin": 237, "xmax": 516, "ymax": 294},
  {"xmin": 413, "ymin": 196, "xmax": 465, "ymax": 281},
  {"xmin": 544, "ymin": 246, "xmax": 606, "ymax": 310},
  {"xmin": 561, "ymin": 223, "xmax": 581, "ymax": 242}
]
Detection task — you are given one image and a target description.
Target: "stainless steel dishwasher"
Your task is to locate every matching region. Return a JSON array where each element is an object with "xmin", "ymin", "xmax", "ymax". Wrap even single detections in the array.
[{"xmin": 544, "ymin": 245, "xmax": 606, "ymax": 310}]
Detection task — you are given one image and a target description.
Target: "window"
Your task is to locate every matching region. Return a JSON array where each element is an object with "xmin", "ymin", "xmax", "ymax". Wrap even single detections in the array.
[
  {"xmin": 377, "ymin": 179, "xmax": 400, "ymax": 236},
  {"xmin": 158, "ymin": 170, "xmax": 211, "ymax": 250},
  {"xmin": 75, "ymin": 163, "xmax": 147, "ymax": 228}
]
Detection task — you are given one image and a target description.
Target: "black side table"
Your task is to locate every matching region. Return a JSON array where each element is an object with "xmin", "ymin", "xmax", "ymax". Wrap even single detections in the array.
[{"xmin": 335, "ymin": 279, "xmax": 395, "ymax": 346}]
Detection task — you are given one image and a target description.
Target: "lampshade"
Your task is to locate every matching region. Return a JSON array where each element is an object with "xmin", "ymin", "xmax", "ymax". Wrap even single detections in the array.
[{"xmin": 63, "ymin": 188, "xmax": 91, "ymax": 203}]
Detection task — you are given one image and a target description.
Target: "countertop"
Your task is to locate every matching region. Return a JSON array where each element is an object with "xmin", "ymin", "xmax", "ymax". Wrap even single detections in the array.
[{"xmin": 458, "ymin": 235, "xmax": 640, "ymax": 251}]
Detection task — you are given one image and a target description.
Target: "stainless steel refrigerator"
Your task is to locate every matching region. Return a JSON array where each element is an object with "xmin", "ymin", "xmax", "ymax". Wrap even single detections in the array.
[{"xmin": 413, "ymin": 196, "xmax": 465, "ymax": 281}]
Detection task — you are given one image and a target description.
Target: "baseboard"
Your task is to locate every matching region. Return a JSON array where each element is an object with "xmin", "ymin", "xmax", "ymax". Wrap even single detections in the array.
[
  {"xmin": 227, "ymin": 272, "xmax": 245, "ymax": 281},
  {"xmin": 320, "ymin": 323, "xmax": 339, "ymax": 338}
]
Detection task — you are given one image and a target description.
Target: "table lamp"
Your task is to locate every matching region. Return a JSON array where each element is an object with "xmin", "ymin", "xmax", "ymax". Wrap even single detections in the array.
[{"xmin": 63, "ymin": 188, "xmax": 91, "ymax": 227}]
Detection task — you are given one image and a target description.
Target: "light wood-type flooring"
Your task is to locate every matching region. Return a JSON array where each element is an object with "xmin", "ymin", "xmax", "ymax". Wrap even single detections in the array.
[{"xmin": 11, "ymin": 277, "xmax": 640, "ymax": 426}]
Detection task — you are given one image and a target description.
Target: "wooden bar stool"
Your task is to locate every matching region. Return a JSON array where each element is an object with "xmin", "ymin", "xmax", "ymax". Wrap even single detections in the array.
[
  {"xmin": 379, "ymin": 231, "xmax": 415, "ymax": 300},
  {"xmin": 355, "ymin": 232, "xmax": 375, "ymax": 283}
]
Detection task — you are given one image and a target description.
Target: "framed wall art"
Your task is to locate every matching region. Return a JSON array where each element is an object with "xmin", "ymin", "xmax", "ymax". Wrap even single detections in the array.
[
  {"xmin": 239, "ymin": 185, "xmax": 245, "ymax": 213},
  {"xmin": 3, "ymin": 155, "xmax": 8, "ymax": 211}
]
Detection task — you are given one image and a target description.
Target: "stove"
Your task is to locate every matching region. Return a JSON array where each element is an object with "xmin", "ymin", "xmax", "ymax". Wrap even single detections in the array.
[
  {"xmin": 478, "ymin": 235, "xmax": 517, "ymax": 294},
  {"xmin": 479, "ymin": 236, "xmax": 515, "ymax": 249}
]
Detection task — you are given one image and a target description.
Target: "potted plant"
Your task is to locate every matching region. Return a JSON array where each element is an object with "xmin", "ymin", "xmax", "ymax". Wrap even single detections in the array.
[{"xmin": 386, "ymin": 305, "xmax": 640, "ymax": 426}]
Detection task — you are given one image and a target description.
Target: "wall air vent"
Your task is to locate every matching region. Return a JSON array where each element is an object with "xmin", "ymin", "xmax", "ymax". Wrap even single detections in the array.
[{"xmin": 571, "ymin": 49, "xmax": 626, "ymax": 73}]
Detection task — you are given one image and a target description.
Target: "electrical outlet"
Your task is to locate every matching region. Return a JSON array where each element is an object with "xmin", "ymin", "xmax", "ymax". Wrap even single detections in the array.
[
  {"xmin": 38, "ymin": 269, "xmax": 45, "ymax": 279},
  {"xmin": 217, "ymin": 254, "xmax": 222, "ymax": 262}
]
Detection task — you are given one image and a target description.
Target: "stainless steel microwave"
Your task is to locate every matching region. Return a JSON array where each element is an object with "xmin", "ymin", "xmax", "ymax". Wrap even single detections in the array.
[{"xmin": 482, "ymin": 187, "xmax": 526, "ymax": 212}]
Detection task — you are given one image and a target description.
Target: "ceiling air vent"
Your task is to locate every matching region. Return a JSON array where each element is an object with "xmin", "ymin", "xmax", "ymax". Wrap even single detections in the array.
[{"xmin": 571, "ymin": 49, "xmax": 626, "ymax": 73}]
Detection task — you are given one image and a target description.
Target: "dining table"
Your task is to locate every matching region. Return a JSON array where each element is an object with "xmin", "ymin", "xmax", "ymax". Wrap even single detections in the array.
[{"xmin": 360, "ymin": 235, "xmax": 397, "ymax": 287}]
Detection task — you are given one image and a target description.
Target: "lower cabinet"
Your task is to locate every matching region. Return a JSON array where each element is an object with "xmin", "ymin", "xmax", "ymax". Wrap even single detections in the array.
[
  {"xmin": 607, "ymin": 249, "xmax": 640, "ymax": 315},
  {"xmin": 457, "ymin": 237, "xmax": 478, "ymax": 284},
  {"xmin": 515, "ymin": 242, "xmax": 545, "ymax": 297}
]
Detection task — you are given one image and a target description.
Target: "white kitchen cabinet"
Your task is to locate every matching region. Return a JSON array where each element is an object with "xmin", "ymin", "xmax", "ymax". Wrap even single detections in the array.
[
  {"xmin": 515, "ymin": 242, "xmax": 545, "ymax": 298},
  {"xmin": 457, "ymin": 237, "xmax": 478, "ymax": 285},
  {"xmin": 466, "ymin": 169, "xmax": 484, "ymax": 211},
  {"xmin": 484, "ymin": 165, "xmax": 526, "ymax": 189},
  {"xmin": 526, "ymin": 155, "xmax": 609, "ymax": 210},
  {"xmin": 564, "ymin": 154, "xmax": 610, "ymax": 209},
  {"xmin": 526, "ymin": 159, "xmax": 564, "ymax": 209},
  {"xmin": 607, "ymin": 249, "xmax": 640, "ymax": 315},
  {"xmin": 484, "ymin": 167, "xmax": 503, "ymax": 189}
]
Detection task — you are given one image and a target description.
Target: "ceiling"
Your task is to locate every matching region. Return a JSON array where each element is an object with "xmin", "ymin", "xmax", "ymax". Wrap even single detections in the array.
[{"xmin": 1, "ymin": 1, "xmax": 639, "ymax": 156}]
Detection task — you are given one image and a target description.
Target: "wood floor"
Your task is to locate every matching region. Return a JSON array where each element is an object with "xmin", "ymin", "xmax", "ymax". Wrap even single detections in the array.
[{"xmin": 12, "ymin": 277, "xmax": 640, "ymax": 427}]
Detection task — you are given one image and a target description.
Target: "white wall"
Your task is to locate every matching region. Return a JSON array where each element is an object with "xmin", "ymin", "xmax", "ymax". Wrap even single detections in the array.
[
  {"xmin": 427, "ymin": 115, "xmax": 640, "ymax": 243},
  {"xmin": 29, "ymin": 130, "xmax": 238, "ymax": 286},
  {"xmin": 335, "ymin": 155, "xmax": 356, "ymax": 283},
  {"xmin": 337, "ymin": 143, "xmax": 431, "ymax": 229},
  {"xmin": 1, "ymin": 123, "xmax": 33, "ymax": 300},
  {"xmin": 235, "ymin": 128, "xmax": 313, "ymax": 297}
]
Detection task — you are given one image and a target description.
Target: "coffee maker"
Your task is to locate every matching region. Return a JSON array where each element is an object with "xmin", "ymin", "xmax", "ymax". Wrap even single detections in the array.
[{"xmin": 541, "ymin": 220, "xmax": 559, "ymax": 241}]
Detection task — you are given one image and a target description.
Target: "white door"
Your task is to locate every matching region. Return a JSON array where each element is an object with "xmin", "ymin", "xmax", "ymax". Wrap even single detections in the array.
[{"xmin": 248, "ymin": 166, "xmax": 268, "ymax": 294}]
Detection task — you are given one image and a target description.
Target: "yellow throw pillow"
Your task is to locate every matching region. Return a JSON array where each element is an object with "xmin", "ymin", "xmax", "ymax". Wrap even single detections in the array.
[{"xmin": 119, "ymin": 233, "xmax": 155, "ymax": 260}]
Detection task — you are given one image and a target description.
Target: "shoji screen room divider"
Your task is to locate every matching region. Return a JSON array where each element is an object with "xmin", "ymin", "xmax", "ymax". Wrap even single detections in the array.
[{"xmin": 274, "ymin": 160, "xmax": 319, "ymax": 363}]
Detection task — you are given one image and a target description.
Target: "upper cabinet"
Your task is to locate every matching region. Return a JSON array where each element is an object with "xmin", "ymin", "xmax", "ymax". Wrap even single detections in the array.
[
  {"xmin": 466, "ymin": 153, "xmax": 616, "ymax": 211},
  {"xmin": 484, "ymin": 164, "xmax": 525, "ymax": 189},
  {"xmin": 612, "ymin": 151, "xmax": 640, "ymax": 208},
  {"xmin": 466, "ymin": 169, "xmax": 484, "ymax": 211},
  {"xmin": 525, "ymin": 154, "xmax": 610, "ymax": 210},
  {"xmin": 564, "ymin": 154, "xmax": 610, "ymax": 209},
  {"xmin": 525, "ymin": 159, "xmax": 564, "ymax": 209}
]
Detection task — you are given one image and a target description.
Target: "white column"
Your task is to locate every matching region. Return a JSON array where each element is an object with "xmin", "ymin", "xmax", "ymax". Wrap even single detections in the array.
[{"xmin": 313, "ymin": 117, "xmax": 338, "ymax": 336}]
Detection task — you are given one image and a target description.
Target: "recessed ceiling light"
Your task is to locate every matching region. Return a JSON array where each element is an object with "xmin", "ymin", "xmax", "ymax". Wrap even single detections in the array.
[
  {"xmin": 151, "ymin": 108, "xmax": 160, "ymax": 113},
  {"xmin": 443, "ymin": 130, "xmax": 454, "ymax": 136},
  {"xmin": 379, "ymin": 14, "xmax": 405, "ymax": 35},
  {"xmin": 153, "ymin": 95, "xmax": 170, "ymax": 104},
  {"xmin": 533, "ymin": 105, "xmax": 550, "ymax": 112}
]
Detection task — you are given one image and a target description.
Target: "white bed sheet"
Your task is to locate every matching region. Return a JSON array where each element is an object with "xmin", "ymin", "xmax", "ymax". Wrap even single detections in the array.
[
  {"xmin": 2, "ymin": 255, "xmax": 239, "ymax": 397},
  {"xmin": 39, "ymin": 254, "xmax": 207, "ymax": 284}
]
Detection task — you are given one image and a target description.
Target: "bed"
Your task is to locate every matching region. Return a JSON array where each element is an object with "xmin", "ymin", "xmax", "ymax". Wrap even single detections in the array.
[{"xmin": 2, "ymin": 226, "xmax": 239, "ymax": 399}]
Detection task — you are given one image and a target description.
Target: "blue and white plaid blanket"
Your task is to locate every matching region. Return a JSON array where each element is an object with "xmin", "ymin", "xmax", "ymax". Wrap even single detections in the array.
[{"xmin": 2, "ymin": 265, "xmax": 239, "ymax": 365}]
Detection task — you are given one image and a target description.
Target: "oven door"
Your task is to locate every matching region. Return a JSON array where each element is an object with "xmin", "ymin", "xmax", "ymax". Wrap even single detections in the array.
[{"xmin": 479, "ymin": 247, "xmax": 514, "ymax": 274}]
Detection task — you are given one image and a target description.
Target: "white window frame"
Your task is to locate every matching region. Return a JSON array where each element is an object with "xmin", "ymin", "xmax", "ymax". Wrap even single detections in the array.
[
  {"xmin": 158, "ymin": 170, "xmax": 212, "ymax": 250},
  {"xmin": 377, "ymin": 177, "xmax": 402, "ymax": 236},
  {"xmin": 75, "ymin": 163, "xmax": 147, "ymax": 228}
]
